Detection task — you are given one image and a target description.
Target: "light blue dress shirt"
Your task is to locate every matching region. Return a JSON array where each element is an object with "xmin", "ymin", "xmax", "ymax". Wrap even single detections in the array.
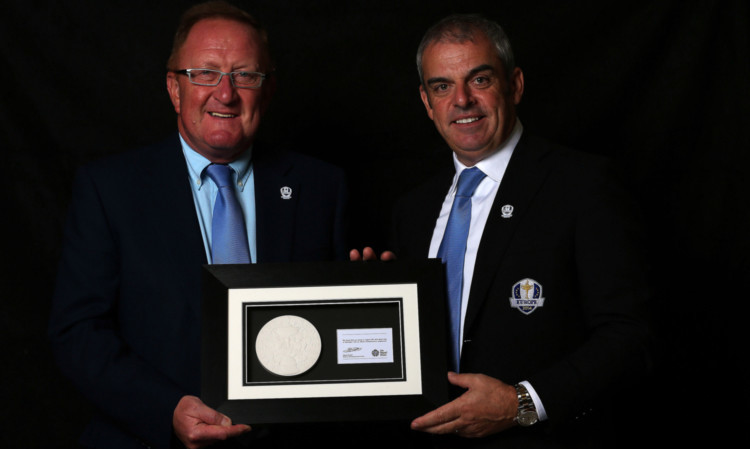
[{"xmin": 179, "ymin": 135, "xmax": 257, "ymax": 264}]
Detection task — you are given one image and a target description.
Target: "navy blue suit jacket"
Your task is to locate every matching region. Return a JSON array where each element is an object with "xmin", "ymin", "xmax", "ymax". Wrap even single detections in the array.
[
  {"xmin": 49, "ymin": 135, "xmax": 348, "ymax": 449},
  {"xmin": 391, "ymin": 134, "xmax": 651, "ymax": 447}
]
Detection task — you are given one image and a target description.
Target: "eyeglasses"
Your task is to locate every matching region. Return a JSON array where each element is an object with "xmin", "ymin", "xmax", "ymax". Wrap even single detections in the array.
[{"xmin": 172, "ymin": 68, "xmax": 268, "ymax": 88}]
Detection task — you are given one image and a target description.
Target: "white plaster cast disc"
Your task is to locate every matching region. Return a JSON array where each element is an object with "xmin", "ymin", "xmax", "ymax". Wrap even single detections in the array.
[{"xmin": 255, "ymin": 315, "xmax": 322, "ymax": 376}]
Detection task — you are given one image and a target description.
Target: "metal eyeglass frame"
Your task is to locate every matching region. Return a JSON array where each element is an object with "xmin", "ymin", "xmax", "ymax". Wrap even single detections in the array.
[{"xmin": 172, "ymin": 68, "xmax": 268, "ymax": 89}]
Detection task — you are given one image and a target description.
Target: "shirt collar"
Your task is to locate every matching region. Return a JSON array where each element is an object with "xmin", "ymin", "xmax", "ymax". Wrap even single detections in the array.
[
  {"xmin": 179, "ymin": 134, "xmax": 253, "ymax": 191},
  {"xmin": 451, "ymin": 119, "xmax": 523, "ymax": 184}
]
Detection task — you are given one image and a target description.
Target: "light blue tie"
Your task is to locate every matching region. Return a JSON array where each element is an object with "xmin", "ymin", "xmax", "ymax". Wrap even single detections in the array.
[
  {"xmin": 437, "ymin": 167, "xmax": 486, "ymax": 372},
  {"xmin": 206, "ymin": 164, "xmax": 250, "ymax": 264}
]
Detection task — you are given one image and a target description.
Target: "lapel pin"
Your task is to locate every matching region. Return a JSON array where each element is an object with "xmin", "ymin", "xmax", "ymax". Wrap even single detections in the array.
[
  {"xmin": 501, "ymin": 204, "xmax": 514, "ymax": 218},
  {"xmin": 280, "ymin": 186, "xmax": 292, "ymax": 200}
]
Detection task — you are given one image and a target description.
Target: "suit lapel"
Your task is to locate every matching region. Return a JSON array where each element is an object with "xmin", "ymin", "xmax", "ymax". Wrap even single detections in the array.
[
  {"xmin": 253, "ymin": 148, "xmax": 297, "ymax": 263},
  {"xmin": 463, "ymin": 135, "xmax": 554, "ymax": 332},
  {"xmin": 139, "ymin": 136, "xmax": 207, "ymax": 264},
  {"xmin": 138, "ymin": 135, "xmax": 208, "ymax": 318}
]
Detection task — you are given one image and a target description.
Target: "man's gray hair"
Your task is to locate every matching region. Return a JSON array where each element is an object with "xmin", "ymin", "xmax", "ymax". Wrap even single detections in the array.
[{"xmin": 416, "ymin": 14, "xmax": 515, "ymax": 84}]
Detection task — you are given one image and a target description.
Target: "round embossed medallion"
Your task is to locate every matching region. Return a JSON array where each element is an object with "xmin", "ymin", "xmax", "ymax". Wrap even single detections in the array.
[{"xmin": 255, "ymin": 315, "xmax": 322, "ymax": 376}]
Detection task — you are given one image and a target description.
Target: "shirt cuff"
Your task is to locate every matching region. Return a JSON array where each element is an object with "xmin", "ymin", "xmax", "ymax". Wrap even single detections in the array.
[{"xmin": 519, "ymin": 380, "xmax": 548, "ymax": 421}]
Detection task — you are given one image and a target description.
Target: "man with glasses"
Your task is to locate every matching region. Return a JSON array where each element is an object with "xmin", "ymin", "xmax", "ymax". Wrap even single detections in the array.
[{"xmin": 50, "ymin": 2, "xmax": 347, "ymax": 448}]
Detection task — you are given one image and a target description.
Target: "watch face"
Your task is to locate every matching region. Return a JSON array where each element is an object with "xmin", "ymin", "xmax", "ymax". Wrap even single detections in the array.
[{"xmin": 518, "ymin": 410, "xmax": 538, "ymax": 427}]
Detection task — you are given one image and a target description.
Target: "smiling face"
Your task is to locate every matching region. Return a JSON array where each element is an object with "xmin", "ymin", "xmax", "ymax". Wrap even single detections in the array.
[
  {"xmin": 166, "ymin": 18, "xmax": 273, "ymax": 163},
  {"xmin": 419, "ymin": 33, "xmax": 524, "ymax": 166}
]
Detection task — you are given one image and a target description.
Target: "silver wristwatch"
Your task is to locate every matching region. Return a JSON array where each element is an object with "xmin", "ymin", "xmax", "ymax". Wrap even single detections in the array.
[{"xmin": 514, "ymin": 383, "xmax": 539, "ymax": 427}]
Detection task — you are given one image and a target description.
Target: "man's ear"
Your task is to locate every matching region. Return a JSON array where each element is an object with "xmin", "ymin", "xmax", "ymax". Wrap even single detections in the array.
[
  {"xmin": 419, "ymin": 84, "xmax": 434, "ymax": 121},
  {"xmin": 510, "ymin": 67, "xmax": 525, "ymax": 105},
  {"xmin": 166, "ymin": 72, "xmax": 181, "ymax": 114}
]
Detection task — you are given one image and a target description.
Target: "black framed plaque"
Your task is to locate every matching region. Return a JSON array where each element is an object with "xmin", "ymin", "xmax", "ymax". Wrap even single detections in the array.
[{"xmin": 201, "ymin": 259, "xmax": 448, "ymax": 425}]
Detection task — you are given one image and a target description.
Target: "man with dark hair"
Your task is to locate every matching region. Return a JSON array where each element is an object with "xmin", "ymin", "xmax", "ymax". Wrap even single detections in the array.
[
  {"xmin": 49, "ymin": 2, "xmax": 347, "ymax": 448},
  {"xmin": 357, "ymin": 14, "xmax": 650, "ymax": 448}
]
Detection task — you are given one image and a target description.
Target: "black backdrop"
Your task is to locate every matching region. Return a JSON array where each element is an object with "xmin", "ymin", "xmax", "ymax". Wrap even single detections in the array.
[{"xmin": 3, "ymin": 1, "xmax": 748, "ymax": 447}]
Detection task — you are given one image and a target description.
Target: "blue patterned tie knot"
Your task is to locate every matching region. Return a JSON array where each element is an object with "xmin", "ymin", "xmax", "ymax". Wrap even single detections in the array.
[
  {"xmin": 456, "ymin": 167, "xmax": 486, "ymax": 198},
  {"xmin": 206, "ymin": 164, "xmax": 251, "ymax": 264},
  {"xmin": 437, "ymin": 166, "xmax": 486, "ymax": 372}
]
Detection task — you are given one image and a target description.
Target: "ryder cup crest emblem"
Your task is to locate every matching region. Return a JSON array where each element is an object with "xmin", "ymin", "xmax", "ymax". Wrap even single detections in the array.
[
  {"xmin": 501, "ymin": 204, "xmax": 514, "ymax": 218},
  {"xmin": 280, "ymin": 186, "xmax": 292, "ymax": 200},
  {"xmin": 510, "ymin": 278, "xmax": 545, "ymax": 315}
]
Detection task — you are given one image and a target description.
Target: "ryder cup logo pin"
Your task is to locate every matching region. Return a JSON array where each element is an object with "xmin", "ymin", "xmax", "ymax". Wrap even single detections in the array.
[
  {"xmin": 280, "ymin": 186, "xmax": 292, "ymax": 200},
  {"xmin": 510, "ymin": 278, "xmax": 545, "ymax": 315},
  {"xmin": 501, "ymin": 204, "xmax": 514, "ymax": 218}
]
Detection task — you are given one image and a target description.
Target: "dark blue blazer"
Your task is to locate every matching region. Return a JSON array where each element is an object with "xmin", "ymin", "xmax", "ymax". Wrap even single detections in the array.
[
  {"xmin": 391, "ymin": 134, "xmax": 651, "ymax": 448},
  {"xmin": 49, "ymin": 135, "xmax": 348, "ymax": 449}
]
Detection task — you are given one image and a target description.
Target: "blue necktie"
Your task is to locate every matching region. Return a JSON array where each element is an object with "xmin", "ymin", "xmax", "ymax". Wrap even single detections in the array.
[
  {"xmin": 206, "ymin": 164, "xmax": 250, "ymax": 264},
  {"xmin": 437, "ymin": 167, "xmax": 486, "ymax": 372}
]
